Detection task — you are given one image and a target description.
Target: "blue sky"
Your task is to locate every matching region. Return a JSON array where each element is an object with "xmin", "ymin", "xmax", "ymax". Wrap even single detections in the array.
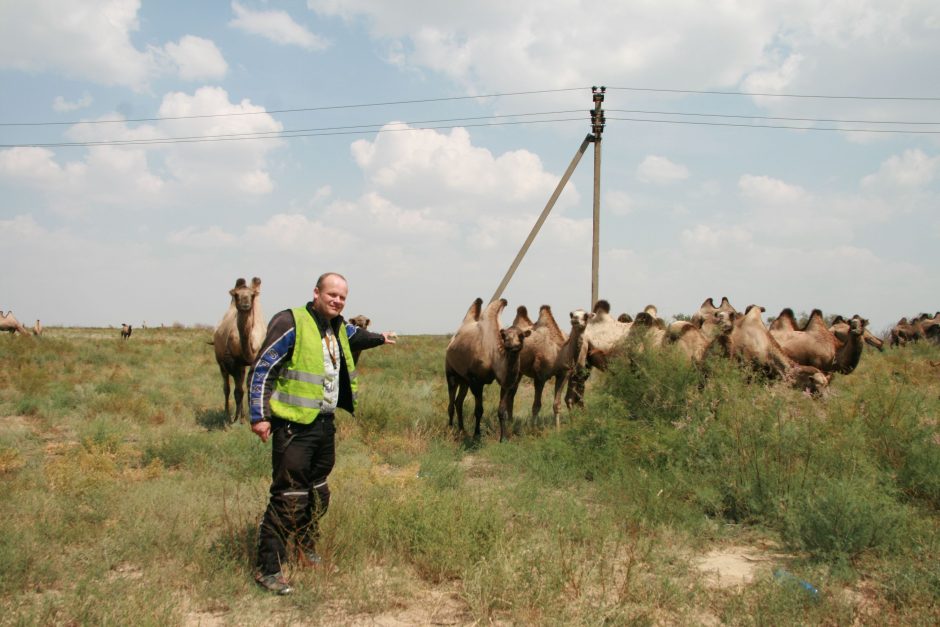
[{"xmin": 1, "ymin": 0, "xmax": 938, "ymax": 334}]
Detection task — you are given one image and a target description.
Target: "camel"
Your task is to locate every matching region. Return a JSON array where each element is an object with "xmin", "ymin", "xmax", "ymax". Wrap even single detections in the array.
[
  {"xmin": 0, "ymin": 311, "xmax": 30, "ymax": 335},
  {"xmin": 444, "ymin": 298, "xmax": 531, "ymax": 441},
  {"xmin": 769, "ymin": 308, "xmax": 867, "ymax": 376},
  {"xmin": 347, "ymin": 315, "xmax": 371, "ymax": 364},
  {"xmin": 830, "ymin": 315, "xmax": 883, "ymax": 352},
  {"xmin": 565, "ymin": 299, "xmax": 632, "ymax": 407},
  {"xmin": 889, "ymin": 316, "xmax": 926, "ymax": 347},
  {"xmin": 517, "ymin": 306, "xmax": 590, "ymax": 429},
  {"xmin": 711, "ymin": 305, "xmax": 829, "ymax": 395},
  {"xmin": 691, "ymin": 296, "xmax": 737, "ymax": 337},
  {"xmin": 665, "ymin": 318, "xmax": 712, "ymax": 364},
  {"xmin": 213, "ymin": 277, "xmax": 266, "ymax": 423},
  {"xmin": 121, "ymin": 323, "xmax": 132, "ymax": 340},
  {"xmin": 32, "ymin": 319, "xmax": 42, "ymax": 336}
]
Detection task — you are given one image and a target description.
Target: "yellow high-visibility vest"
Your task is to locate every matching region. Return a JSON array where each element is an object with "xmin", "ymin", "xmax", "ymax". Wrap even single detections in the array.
[{"xmin": 269, "ymin": 307, "xmax": 357, "ymax": 423}]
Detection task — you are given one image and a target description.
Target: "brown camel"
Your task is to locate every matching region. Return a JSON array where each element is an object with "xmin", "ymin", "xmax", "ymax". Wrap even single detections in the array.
[
  {"xmin": 518, "ymin": 305, "xmax": 589, "ymax": 429},
  {"xmin": 212, "ymin": 277, "xmax": 266, "ymax": 423},
  {"xmin": 830, "ymin": 315, "xmax": 883, "ymax": 352},
  {"xmin": 770, "ymin": 308, "xmax": 867, "ymax": 375},
  {"xmin": 445, "ymin": 298, "xmax": 531, "ymax": 441},
  {"xmin": 711, "ymin": 305, "xmax": 829, "ymax": 395},
  {"xmin": 121, "ymin": 323, "xmax": 132, "ymax": 340},
  {"xmin": 347, "ymin": 314, "xmax": 371, "ymax": 364},
  {"xmin": 0, "ymin": 311, "xmax": 30, "ymax": 335}
]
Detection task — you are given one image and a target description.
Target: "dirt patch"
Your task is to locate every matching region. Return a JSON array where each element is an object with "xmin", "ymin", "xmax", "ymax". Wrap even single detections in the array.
[{"xmin": 694, "ymin": 545, "xmax": 790, "ymax": 589}]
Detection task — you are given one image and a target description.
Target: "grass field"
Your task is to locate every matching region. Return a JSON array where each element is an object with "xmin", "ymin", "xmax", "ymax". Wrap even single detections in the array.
[{"xmin": 1, "ymin": 327, "xmax": 938, "ymax": 625}]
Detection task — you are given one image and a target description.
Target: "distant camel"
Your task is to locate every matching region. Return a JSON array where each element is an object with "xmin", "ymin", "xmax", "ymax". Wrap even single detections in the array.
[
  {"xmin": 121, "ymin": 324, "xmax": 132, "ymax": 340},
  {"xmin": 347, "ymin": 315, "xmax": 371, "ymax": 364},
  {"xmin": 0, "ymin": 311, "xmax": 30, "ymax": 335},
  {"xmin": 213, "ymin": 277, "xmax": 266, "ymax": 422},
  {"xmin": 32, "ymin": 320, "xmax": 43, "ymax": 336}
]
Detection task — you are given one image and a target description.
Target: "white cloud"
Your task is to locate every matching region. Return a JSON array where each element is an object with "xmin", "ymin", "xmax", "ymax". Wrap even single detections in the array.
[
  {"xmin": 636, "ymin": 156, "xmax": 689, "ymax": 185},
  {"xmin": 161, "ymin": 35, "xmax": 228, "ymax": 82},
  {"xmin": 168, "ymin": 226, "xmax": 238, "ymax": 248},
  {"xmin": 0, "ymin": 0, "xmax": 155, "ymax": 89},
  {"xmin": 862, "ymin": 149, "xmax": 939, "ymax": 190},
  {"xmin": 52, "ymin": 93, "xmax": 93, "ymax": 112},
  {"xmin": 606, "ymin": 190, "xmax": 634, "ymax": 216},
  {"xmin": 737, "ymin": 174, "xmax": 809, "ymax": 205},
  {"xmin": 351, "ymin": 123, "xmax": 573, "ymax": 211},
  {"xmin": 231, "ymin": 1, "xmax": 328, "ymax": 50}
]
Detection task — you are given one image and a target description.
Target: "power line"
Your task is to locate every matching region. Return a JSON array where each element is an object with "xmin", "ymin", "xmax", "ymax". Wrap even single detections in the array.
[
  {"xmin": 607, "ymin": 86, "xmax": 940, "ymax": 101},
  {"xmin": 0, "ymin": 87, "xmax": 590, "ymax": 127},
  {"xmin": 607, "ymin": 116, "xmax": 940, "ymax": 134},
  {"xmin": 1, "ymin": 116, "xmax": 588, "ymax": 149},
  {"xmin": 608, "ymin": 109, "xmax": 940, "ymax": 126},
  {"xmin": 3, "ymin": 84, "xmax": 939, "ymax": 129}
]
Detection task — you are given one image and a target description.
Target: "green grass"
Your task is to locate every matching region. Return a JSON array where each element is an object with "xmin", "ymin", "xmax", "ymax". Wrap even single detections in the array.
[{"xmin": 0, "ymin": 327, "xmax": 937, "ymax": 624}]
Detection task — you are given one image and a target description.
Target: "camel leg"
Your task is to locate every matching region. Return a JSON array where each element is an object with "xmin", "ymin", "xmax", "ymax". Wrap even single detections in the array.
[
  {"xmin": 497, "ymin": 384, "xmax": 518, "ymax": 442},
  {"xmin": 446, "ymin": 369, "xmax": 466, "ymax": 432},
  {"xmin": 219, "ymin": 365, "xmax": 232, "ymax": 420},
  {"xmin": 232, "ymin": 364, "xmax": 246, "ymax": 423},
  {"xmin": 470, "ymin": 381, "xmax": 485, "ymax": 439},
  {"xmin": 552, "ymin": 373, "xmax": 569, "ymax": 431},
  {"xmin": 531, "ymin": 378, "xmax": 546, "ymax": 426}
]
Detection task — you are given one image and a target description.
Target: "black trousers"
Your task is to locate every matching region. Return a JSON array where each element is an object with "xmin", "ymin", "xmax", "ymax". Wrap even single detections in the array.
[{"xmin": 256, "ymin": 414, "xmax": 336, "ymax": 576}]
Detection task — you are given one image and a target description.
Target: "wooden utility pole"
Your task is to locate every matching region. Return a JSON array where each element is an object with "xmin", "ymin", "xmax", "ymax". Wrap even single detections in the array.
[
  {"xmin": 590, "ymin": 86, "xmax": 605, "ymax": 308},
  {"xmin": 490, "ymin": 87, "xmax": 606, "ymax": 304}
]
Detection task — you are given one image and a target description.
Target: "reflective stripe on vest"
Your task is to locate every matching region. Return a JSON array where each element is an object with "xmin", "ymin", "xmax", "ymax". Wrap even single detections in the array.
[{"xmin": 269, "ymin": 307, "xmax": 358, "ymax": 424}]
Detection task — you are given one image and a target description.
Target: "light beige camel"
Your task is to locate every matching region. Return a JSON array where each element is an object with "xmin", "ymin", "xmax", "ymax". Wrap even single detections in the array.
[
  {"xmin": 120, "ymin": 323, "xmax": 132, "ymax": 340},
  {"xmin": 1, "ymin": 311, "xmax": 30, "ymax": 335},
  {"xmin": 770, "ymin": 308, "xmax": 867, "ymax": 375},
  {"xmin": 665, "ymin": 319, "xmax": 712, "ymax": 364},
  {"xmin": 518, "ymin": 305, "xmax": 589, "ymax": 429},
  {"xmin": 213, "ymin": 277, "xmax": 266, "ymax": 423},
  {"xmin": 692, "ymin": 296, "xmax": 737, "ymax": 337},
  {"xmin": 32, "ymin": 319, "xmax": 42, "ymax": 336},
  {"xmin": 711, "ymin": 305, "xmax": 829, "ymax": 395},
  {"xmin": 445, "ymin": 298, "xmax": 531, "ymax": 441}
]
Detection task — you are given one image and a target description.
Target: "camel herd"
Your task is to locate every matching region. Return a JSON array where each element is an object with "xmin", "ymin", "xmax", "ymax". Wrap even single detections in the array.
[{"xmin": 444, "ymin": 295, "xmax": 940, "ymax": 441}]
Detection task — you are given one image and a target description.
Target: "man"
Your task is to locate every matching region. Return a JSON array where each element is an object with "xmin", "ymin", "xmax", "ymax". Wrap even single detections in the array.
[{"xmin": 249, "ymin": 272, "xmax": 395, "ymax": 594}]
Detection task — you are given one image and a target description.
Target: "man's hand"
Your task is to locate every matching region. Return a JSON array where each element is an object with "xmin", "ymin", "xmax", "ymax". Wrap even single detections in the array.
[
  {"xmin": 382, "ymin": 331, "xmax": 398, "ymax": 344},
  {"xmin": 251, "ymin": 420, "xmax": 272, "ymax": 442}
]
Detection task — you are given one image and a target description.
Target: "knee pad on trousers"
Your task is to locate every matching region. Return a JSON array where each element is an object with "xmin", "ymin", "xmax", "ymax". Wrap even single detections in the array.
[{"xmin": 312, "ymin": 480, "xmax": 331, "ymax": 517}]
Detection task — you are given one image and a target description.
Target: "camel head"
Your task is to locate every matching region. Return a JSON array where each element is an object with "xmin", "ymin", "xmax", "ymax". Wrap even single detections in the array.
[
  {"xmin": 349, "ymin": 315, "xmax": 371, "ymax": 329},
  {"xmin": 230, "ymin": 277, "xmax": 261, "ymax": 312},
  {"xmin": 499, "ymin": 326, "xmax": 531, "ymax": 354},
  {"xmin": 714, "ymin": 310, "xmax": 737, "ymax": 335},
  {"xmin": 570, "ymin": 309, "xmax": 590, "ymax": 331},
  {"xmin": 788, "ymin": 365, "xmax": 830, "ymax": 396},
  {"xmin": 848, "ymin": 315, "xmax": 867, "ymax": 336}
]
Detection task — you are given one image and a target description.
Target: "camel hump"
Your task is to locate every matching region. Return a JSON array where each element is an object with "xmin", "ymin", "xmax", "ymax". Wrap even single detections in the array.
[
  {"xmin": 643, "ymin": 304, "xmax": 658, "ymax": 317},
  {"xmin": 251, "ymin": 277, "xmax": 261, "ymax": 289},
  {"xmin": 617, "ymin": 313, "xmax": 633, "ymax": 323},
  {"xmin": 234, "ymin": 277, "xmax": 247, "ymax": 288},
  {"xmin": 593, "ymin": 299, "xmax": 611, "ymax": 314},
  {"xmin": 700, "ymin": 297, "xmax": 716, "ymax": 308},
  {"xmin": 719, "ymin": 297, "xmax": 732, "ymax": 308},
  {"xmin": 804, "ymin": 309, "xmax": 827, "ymax": 330},
  {"xmin": 634, "ymin": 311, "xmax": 655, "ymax": 327},
  {"xmin": 830, "ymin": 314, "xmax": 845, "ymax": 325},
  {"xmin": 462, "ymin": 298, "xmax": 484, "ymax": 323}
]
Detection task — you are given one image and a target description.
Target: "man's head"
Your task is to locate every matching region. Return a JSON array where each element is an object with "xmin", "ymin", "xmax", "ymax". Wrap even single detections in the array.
[{"xmin": 313, "ymin": 272, "xmax": 348, "ymax": 320}]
